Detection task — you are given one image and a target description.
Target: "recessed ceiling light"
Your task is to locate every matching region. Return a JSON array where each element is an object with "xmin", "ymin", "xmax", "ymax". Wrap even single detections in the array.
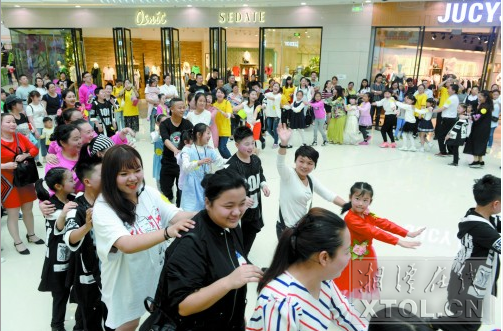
[
  {"xmin": 14, "ymin": 5, "xmax": 20, "ymax": 7},
  {"xmin": 365, "ymin": 0, "xmax": 371, "ymax": 3},
  {"xmin": 75, "ymin": 5, "xmax": 81, "ymax": 7},
  {"xmin": 243, "ymin": 4, "xmax": 248, "ymax": 6},
  {"xmin": 187, "ymin": 4, "xmax": 192, "ymax": 7},
  {"xmin": 301, "ymin": 2, "xmax": 306, "ymax": 5}
]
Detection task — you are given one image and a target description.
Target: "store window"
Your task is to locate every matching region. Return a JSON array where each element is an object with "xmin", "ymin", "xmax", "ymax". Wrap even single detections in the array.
[
  {"xmin": 370, "ymin": 27, "xmax": 422, "ymax": 84},
  {"xmin": 259, "ymin": 27, "xmax": 322, "ymax": 87},
  {"xmin": 9, "ymin": 28, "xmax": 85, "ymax": 84}
]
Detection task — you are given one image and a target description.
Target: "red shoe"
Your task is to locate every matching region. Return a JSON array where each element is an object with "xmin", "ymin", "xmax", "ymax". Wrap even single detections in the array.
[
  {"xmin": 389, "ymin": 142, "xmax": 397, "ymax": 148},
  {"xmin": 359, "ymin": 141, "xmax": 369, "ymax": 145},
  {"xmin": 379, "ymin": 142, "xmax": 389, "ymax": 148}
]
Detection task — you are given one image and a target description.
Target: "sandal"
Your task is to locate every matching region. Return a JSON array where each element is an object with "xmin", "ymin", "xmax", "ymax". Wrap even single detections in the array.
[
  {"xmin": 26, "ymin": 234, "xmax": 45, "ymax": 245},
  {"xmin": 14, "ymin": 242, "xmax": 30, "ymax": 255}
]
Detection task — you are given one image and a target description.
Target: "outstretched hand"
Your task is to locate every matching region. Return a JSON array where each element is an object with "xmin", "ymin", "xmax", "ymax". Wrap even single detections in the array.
[
  {"xmin": 276, "ymin": 123, "xmax": 292, "ymax": 145},
  {"xmin": 397, "ymin": 239, "xmax": 421, "ymax": 249},
  {"xmin": 407, "ymin": 227, "xmax": 426, "ymax": 238}
]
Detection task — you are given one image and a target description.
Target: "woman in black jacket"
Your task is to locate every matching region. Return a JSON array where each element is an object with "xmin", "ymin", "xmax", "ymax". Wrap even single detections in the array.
[{"xmin": 161, "ymin": 169, "xmax": 263, "ymax": 331}]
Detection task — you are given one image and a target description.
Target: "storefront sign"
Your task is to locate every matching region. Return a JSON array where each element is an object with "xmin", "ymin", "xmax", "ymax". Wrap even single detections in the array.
[
  {"xmin": 437, "ymin": 2, "xmax": 501, "ymax": 24},
  {"xmin": 135, "ymin": 10, "xmax": 167, "ymax": 26},
  {"xmin": 284, "ymin": 41, "xmax": 299, "ymax": 47},
  {"xmin": 218, "ymin": 11, "xmax": 266, "ymax": 24}
]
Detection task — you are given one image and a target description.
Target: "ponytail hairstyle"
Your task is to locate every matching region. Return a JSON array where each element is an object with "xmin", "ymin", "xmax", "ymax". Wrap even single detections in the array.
[
  {"xmin": 35, "ymin": 167, "xmax": 69, "ymax": 201},
  {"xmin": 51, "ymin": 123, "xmax": 79, "ymax": 147},
  {"xmin": 201, "ymin": 169, "xmax": 248, "ymax": 205},
  {"xmin": 178, "ymin": 129, "xmax": 193, "ymax": 150},
  {"xmin": 258, "ymin": 207, "xmax": 347, "ymax": 292},
  {"xmin": 27, "ymin": 90, "xmax": 41, "ymax": 105},
  {"xmin": 56, "ymin": 108, "xmax": 81, "ymax": 126},
  {"xmin": 341, "ymin": 182, "xmax": 374, "ymax": 214}
]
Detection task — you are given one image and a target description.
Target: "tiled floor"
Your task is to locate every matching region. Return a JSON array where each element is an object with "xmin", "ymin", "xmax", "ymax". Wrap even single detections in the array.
[{"xmin": 1, "ymin": 120, "xmax": 501, "ymax": 330}]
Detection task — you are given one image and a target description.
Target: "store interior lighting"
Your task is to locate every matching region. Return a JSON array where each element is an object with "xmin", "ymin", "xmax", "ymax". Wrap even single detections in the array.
[{"xmin": 431, "ymin": 33, "xmax": 436, "ymax": 40}]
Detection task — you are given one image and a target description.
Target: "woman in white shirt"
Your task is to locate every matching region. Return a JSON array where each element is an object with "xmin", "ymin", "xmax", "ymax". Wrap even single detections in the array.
[
  {"xmin": 233, "ymin": 89, "xmax": 262, "ymax": 150},
  {"xmin": 34, "ymin": 77, "xmax": 48, "ymax": 97},
  {"xmin": 159, "ymin": 73, "xmax": 179, "ymax": 104},
  {"xmin": 264, "ymin": 82, "xmax": 282, "ymax": 147},
  {"xmin": 275, "ymin": 124, "xmax": 346, "ymax": 238},
  {"xmin": 248, "ymin": 207, "xmax": 368, "ymax": 331},
  {"xmin": 93, "ymin": 145, "xmax": 195, "ymax": 331},
  {"xmin": 26, "ymin": 90, "xmax": 46, "ymax": 165}
]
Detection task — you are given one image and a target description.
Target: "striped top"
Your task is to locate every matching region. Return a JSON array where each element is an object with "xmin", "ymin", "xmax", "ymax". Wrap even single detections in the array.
[{"xmin": 247, "ymin": 272, "xmax": 368, "ymax": 331}]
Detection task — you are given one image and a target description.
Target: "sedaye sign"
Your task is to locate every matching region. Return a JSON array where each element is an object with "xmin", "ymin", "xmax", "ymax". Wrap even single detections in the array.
[{"xmin": 437, "ymin": 2, "xmax": 501, "ymax": 24}]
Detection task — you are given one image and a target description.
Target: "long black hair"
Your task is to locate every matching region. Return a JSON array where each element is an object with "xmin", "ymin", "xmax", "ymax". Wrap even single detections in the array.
[
  {"xmin": 35, "ymin": 167, "xmax": 69, "ymax": 201},
  {"xmin": 101, "ymin": 144, "xmax": 143, "ymax": 226},
  {"xmin": 56, "ymin": 108, "xmax": 80, "ymax": 126},
  {"xmin": 341, "ymin": 182, "xmax": 374, "ymax": 214},
  {"xmin": 332, "ymin": 86, "xmax": 344, "ymax": 101},
  {"xmin": 51, "ymin": 123, "xmax": 79, "ymax": 147},
  {"xmin": 258, "ymin": 207, "xmax": 347, "ymax": 292}
]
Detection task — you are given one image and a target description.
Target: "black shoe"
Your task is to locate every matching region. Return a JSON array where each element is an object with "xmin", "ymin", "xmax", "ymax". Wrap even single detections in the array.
[
  {"xmin": 311, "ymin": 141, "xmax": 317, "ymax": 146},
  {"xmin": 287, "ymin": 145, "xmax": 293, "ymax": 149},
  {"xmin": 322, "ymin": 141, "xmax": 328, "ymax": 146},
  {"xmin": 480, "ymin": 161, "xmax": 485, "ymax": 167},
  {"xmin": 261, "ymin": 141, "xmax": 265, "ymax": 150},
  {"xmin": 468, "ymin": 161, "xmax": 480, "ymax": 168},
  {"xmin": 14, "ymin": 242, "xmax": 30, "ymax": 255},
  {"xmin": 26, "ymin": 234, "xmax": 45, "ymax": 245},
  {"xmin": 51, "ymin": 328, "xmax": 66, "ymax": 331},
  {"xmin": 36, "ymin": 161, "xmax": 43, "ymax": 168},
  {"xmin": 448, "ymin": 162, "xmax": 458, "ymax": 166}
]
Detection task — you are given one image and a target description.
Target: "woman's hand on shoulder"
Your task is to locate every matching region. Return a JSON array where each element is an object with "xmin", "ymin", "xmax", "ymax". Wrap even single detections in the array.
[
  {"xmin": 39, "ymin": 200, "xmax": 56, "ymax": 217},
  {"xmin": 46, "ymin": 154, "xmax": 59, "ymax": 165},
  {"xmin": 225, "ymin": 264, "xmax": 264, "ymax": 290},
  {"xmin": 166, "ymin": 219, "xmax": 196, "ymax": 238}
]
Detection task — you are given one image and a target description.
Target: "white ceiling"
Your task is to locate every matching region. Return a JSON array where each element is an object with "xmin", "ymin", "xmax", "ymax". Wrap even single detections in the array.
[{"xmin": 1, "ymin": 0, "xmax": 438, "ymax": 8}]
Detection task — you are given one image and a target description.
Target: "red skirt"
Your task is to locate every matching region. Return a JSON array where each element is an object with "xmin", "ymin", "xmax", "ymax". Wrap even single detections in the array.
[{"xmin": 334, "ymin": 245, "xmax": 380, "ymax": 300}]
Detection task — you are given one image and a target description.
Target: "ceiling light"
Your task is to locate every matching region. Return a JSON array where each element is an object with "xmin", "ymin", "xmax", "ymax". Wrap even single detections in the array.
[
  {"xmin": 14, "ymin": 4, "xmax": 20, "ymax": 7},
  {"xmin": 75, "ymin": 5, "xmax": 81, "ymax": 7},
  {"xmin": 365, "ymin": 0, "xmax": 371, "ymax": 3},
  {"xmin": 484, "ymin": 38, "xmax": 489, "ymax": 43},
  {"xmin": 477, "ymin": 36, "xmax": 482, "ymax": 40},
  {"xmin": 243, "ymin": 4, "xmax": 248, "ymax": 6},
  {"xmin": 300, "ymin": 2, "xmax": 306, "ymax": 5},
  {"xmin": 187, "ymin": 4, "xmax": 192, "ymax": 7},
  {"xmin": 431, "ymin": 33, "xmax": 436, "ymax": 40}
]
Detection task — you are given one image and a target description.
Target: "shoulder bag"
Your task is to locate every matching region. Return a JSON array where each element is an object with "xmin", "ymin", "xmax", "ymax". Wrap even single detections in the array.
[{"xmin": 1, "ymin": 133, "xmax": 39, "ymax": 187}]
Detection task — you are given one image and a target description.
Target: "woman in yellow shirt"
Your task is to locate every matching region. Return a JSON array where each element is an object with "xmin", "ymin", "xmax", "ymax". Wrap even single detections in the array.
[
  {"xmin": 118, "ymin": 79, "xmax": 140, "ymax": 131},
  {"xmin": 213, "ymin": 88, "xmax": 233, "ymax": 158},
  {"xmin": 414, "ymin": 84, "xmax": 428, "ymax": 135}
]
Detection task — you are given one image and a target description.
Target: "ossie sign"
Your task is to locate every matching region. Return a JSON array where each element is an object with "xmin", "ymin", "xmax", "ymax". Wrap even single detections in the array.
[{"xmin": 437, "ymin": 2, "xmax": 501, "ymax": 24}]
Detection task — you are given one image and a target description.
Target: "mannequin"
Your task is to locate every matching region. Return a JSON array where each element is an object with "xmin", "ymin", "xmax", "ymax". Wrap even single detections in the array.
[
  {"xmin": 103, "ymin": 64, "xmax": 116, "ymax": 82},
  {"xmin": 293, "ymin": 67, "xmax": 303, "ymax": 86},
  {"xmin": 91, "ymin": 63, "xmax": 102, "ymax": 85}
]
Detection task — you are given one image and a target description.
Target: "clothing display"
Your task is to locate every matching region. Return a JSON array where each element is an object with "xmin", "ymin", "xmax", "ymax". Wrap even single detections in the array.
[
  {"xmin": 91, "ymin": 66, "xmax": 102, "ymax": 86},
  {"xmin": 103, "ymin": 66, "xmax": 116, "ymax": 81}
]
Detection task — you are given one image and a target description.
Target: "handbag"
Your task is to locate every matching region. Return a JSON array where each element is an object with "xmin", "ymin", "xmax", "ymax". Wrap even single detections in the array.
[
  {"xmin": 131, "ymin": 92, "xmax": 139, "ymax": 106},
  {"xmin": 491, "ymin": 116, "xmax": 499, "ymax": 123},
  {"xmin": 1, "ymin": 133, "xmax": 39, "ymax": 187}
]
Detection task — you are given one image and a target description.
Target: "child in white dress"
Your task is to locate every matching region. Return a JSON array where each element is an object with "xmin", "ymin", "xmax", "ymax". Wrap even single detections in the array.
[{"xmin": 343, "ymin": 95, "xmax": 364, "ymax": 145}]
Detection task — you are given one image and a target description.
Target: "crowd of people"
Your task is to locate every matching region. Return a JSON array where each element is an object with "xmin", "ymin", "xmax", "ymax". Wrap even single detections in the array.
[{"xmin": 0, "ymin": 67, "xmax": 501, "ymax": 331}]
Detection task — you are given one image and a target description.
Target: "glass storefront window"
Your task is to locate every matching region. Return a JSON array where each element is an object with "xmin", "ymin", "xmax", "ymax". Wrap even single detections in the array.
[
  {"xmin": 370, "ymin": 27, "xmax": 422, "ymax": 83},
  {"xmin": 260, "ymin": 27, "xmax": 322, "ymax": 87},
  {"xmin": 10, "ymin": 28, "xmax": 84, "ymax": 83}
]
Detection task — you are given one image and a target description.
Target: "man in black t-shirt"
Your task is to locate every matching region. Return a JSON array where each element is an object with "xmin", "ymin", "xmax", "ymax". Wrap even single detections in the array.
[
  {"xmin": 226, "ymin": 127, "xmax": 269, "ymax": 255},
  {"xmin": 57, "ymin": 72, "xmax": 75, "ymax": 91},
  {"xmin": 90, "ymin": 87, "xmax": 116, "ymax": 137},
  {"xmin": 186, "ymin": 72, "xmax": 197, "ymax": 87},
  {"xmin": 187, "ymin": 74, "xmax": 210, "ymax": 96},
  {"xmin": 207, "ymin": 69, "xmax": 219, "ymax": 91},
  {"xmin": 159, "ymin": 98, "xmax": 193, "ymax": 206}
]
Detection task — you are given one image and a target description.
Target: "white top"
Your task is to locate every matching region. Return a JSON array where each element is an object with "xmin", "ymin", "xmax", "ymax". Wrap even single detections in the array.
[
  {"xmin": 241, "ymin": 101, "xmax": 258, "ymax": 125},
  {"xmin": 416, "ymin": 106, "xmax": 434, "ymax": 121},
  {"xmin": 264, "ymin": 92, "xmax": 282, "ymax": 118},
  {"xmin": 442, "ymin": 94, "xmax": 460, "ymax": 119},
  {"xmin": 247, "ymin": 272, "xmax": 368, "ymax": 331},
  {"xmin": 93, "ymin": 186, "xmax": 180, "ymax": 329},
  {"xmin": 103, "ymin": 67, "xmax": 116, "ymax": 81},
  {"xmin": 186, "ymin": 109, "xmax": 211, "ymax": 126},
  {"xmin": 375, "ymin": 97, "xmax": 397, "ymax": 115},
  {"xmin": 159, "ymin": 84, "xmax": 179, "ymax": 100},
  {"xmin": 492, "ymin": 97, "xmax": 500, "ymax": 129},
  {"xmin": 395, "ymin": 101, "xmax": 416, "ymax": 123},
  {"xmin": 277, "ymin": 153, "xmax": 338, "ymax": 227},
  {"xmin": 36, "ymin": 87, "xmax": 48, "ymax": 97},
  {"xmin": 26, "ymin": 103, "xmax": 46, "ymax": 128}
]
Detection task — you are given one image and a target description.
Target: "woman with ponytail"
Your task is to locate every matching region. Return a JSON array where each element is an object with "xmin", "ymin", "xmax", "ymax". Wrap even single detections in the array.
[
  {"xmin": 335, "ymin": 182, "xmax": 425, "ymax": 300},
  {"xmin": 248, "ymin": 207, "xmax": 368, "ymax": 331}
]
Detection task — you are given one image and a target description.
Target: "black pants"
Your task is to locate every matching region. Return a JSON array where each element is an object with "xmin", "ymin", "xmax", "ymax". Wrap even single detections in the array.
[
  {"xmin": 434, "ymin": 111, "xmax": 443, "ymax": 138},
  {"xmin": 241, "ymin": 221, "xmax": 260, "ymax": 256},
  {"xmin": 160, "ymin": 166, "xmax": 181, "ymax": 207},
  {"xmin": 281, "ymin": 108, "xmax": 291, "ymax": 125},
  {"xmin": 51, "ymin": 288, "xmax": 71, "ymax": 329},
  {"xmin": 381, "ymin": 115, "xmax": 396, "ymax": 143},
  {"xmin": 359, "ymin": 125, "xmax": 369, "ymax": 140},
  {"xmin": 449, "ymin": 144, "xmax": 460, "ymax": 164},
  {"xmin": 437, "ymin": 118, "xmax": 457, "ymax": 154},
  {"xmin": 75, "ymin": 282, "xmax": 113, "ymax": 331},
  {"xmin": 370, "ymin": 105, "xmax": 383, "ymax": 127},
  {"xmin": 276, "ymin": 221, "xmax": 287, "ymax": 239},
  {"xmin": 230, "ymin": 116, "xmax": 241, "ymax": 136}
]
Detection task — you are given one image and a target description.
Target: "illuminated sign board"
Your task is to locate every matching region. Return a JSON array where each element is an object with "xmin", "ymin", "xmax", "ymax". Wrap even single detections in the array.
[
  {"xmin": 219, "ymin": 11, "xmax": 266, "ymax": 24},
  {"xmin": 437, "ymin": 2, "xmax": 501, "ymax": 24},
  {"xmin": 135, "ymin": 10, "xmax": 167, "ymax": 26}
]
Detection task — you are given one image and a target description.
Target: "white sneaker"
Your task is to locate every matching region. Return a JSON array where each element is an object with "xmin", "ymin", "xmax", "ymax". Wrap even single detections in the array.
[
  {"xmin": 419, "ymin": 147, "xmax": 425, "ymax": 152},
  {"xmin": 409, "ymin": 147, "xmax": 417, "ymax": 152},
  {"xmin": 399, "ymin": 146, "xmax": 409, "ymax": 151}
]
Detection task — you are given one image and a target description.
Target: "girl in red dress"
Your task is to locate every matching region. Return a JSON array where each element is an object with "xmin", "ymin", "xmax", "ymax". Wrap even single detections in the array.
[{"xmin": 334, "ymin": 182, "xmax": 425, "ymax": 300}]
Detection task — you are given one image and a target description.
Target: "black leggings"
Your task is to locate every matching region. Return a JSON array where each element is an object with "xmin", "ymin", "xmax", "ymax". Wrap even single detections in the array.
[
  {"xmin": 359, "ymin": 125, "xmax": 369, "ymax": 140},
  {"xmin": 381, "ymin": 115, "xmax": 396, "ymax": 143},
  {"xmin": 370, "ymin": 105, "xmax": 383, "ymax": 126}
]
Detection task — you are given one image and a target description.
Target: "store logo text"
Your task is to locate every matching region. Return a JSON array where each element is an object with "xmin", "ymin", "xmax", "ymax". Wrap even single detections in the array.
[
  {"xmin": 219, "ymin": 11, "xmax": 266, "ymax": 24},
  {"xmin": 135, "ymin": 10, "xmax": 167, "ymax": 26},
  {"xmin": 437, "ymin": 2, "xmax": 501, "ymax": 24}
]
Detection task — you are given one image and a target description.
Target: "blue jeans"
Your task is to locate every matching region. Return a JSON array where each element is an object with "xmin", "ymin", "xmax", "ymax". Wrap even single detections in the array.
[
  {"xmin": 488, "ymin": 126, "xmax": 497, "ymax": 148},
  {"xmin": 266, "ymin": 117, "xmax": 279, "ymax": 144},
  {"xmin": 37, "ymin": 128, "xmax": 48, "ymax": 157},
  {"xmin": 218, "ymin": 136, "xmax": 231, "ymax": 159},
  {"xmin": 115, "ymin": 111, "xmax": 124, "ymax": 131},
  {"xmin": 395, "ymin": 118, "xmax": 406, "ymax": 138}
]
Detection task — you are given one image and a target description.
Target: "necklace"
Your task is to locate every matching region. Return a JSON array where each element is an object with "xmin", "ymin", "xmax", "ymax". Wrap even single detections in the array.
[{"xmin": 195, "ymin": 145, "xmax": 208, "ymax": 174}]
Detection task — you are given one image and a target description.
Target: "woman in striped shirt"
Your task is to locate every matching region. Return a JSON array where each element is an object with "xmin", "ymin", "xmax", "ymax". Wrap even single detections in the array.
[{"xmin": 247, "ymin": 207, "xmax": 368, "ymax": 331}]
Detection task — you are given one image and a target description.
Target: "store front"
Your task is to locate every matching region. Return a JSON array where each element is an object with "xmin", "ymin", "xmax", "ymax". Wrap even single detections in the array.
[
  {"xmin": 370, "ymin": 1, "xmax": 501, "ymax": 89},
  {"xmin": 2, "ymin": 5, "xmax": 373, "ymax": 92}
]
